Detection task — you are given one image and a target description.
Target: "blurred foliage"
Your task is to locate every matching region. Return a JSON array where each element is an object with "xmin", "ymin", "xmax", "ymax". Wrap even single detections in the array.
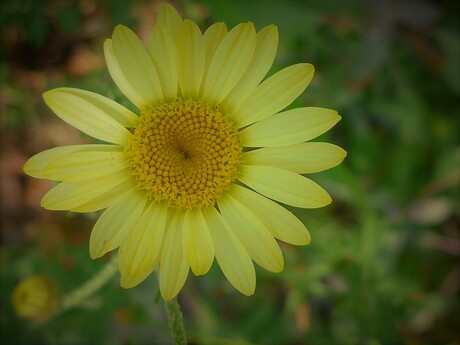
[{"xmin": 1, "ymin": 0, "xmax": 459, "ymax": 344}]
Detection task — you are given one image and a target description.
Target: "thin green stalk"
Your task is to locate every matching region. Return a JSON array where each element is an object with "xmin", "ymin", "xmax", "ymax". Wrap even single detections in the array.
[
  {"xmin": 61, "ymin": 255, "xmax": 118, "ymax": 312},
  {"xmin": 164, "ymin": 297, "xmax": 187, "ymax": 345},
  {"xmin": 38, "ymin": 255, "xmax": 118, "ymax": 325}
]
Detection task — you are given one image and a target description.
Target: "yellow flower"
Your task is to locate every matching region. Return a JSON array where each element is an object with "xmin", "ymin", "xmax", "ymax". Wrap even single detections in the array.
[
  {"xmin": 24, "ymin": 4, "xmax": 346, "ymax": 300},
  {"xmin": 12, "ymin": 275, "xmax": 58, "ymax": 321}
]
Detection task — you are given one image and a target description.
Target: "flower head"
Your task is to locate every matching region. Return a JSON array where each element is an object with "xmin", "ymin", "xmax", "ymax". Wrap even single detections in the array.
[
  {"xmin": 12, "ymin": 275, "xmax": 58, "ymax": 321},
  {"xmin": 24, "ymin": 4, "xmax": 346, "ymax": 300}
]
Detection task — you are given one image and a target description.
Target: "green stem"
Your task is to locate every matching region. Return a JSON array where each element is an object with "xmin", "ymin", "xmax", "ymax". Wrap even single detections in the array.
[
  {"xmin": 60, "ymin": 255, "xmax": 118, "ymax": 312},
  {"xmin": 164, "ymin": 297, "xmax": 187, "ymax": 345},
  {"xmin": 38, "ymin": 255, "xmax": 118, "ymax": 325}
]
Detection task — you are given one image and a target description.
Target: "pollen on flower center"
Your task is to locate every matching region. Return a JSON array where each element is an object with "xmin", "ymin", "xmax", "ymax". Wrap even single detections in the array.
[{"xmin": 125, "ymin": 99, "xmax": 242, "ymax": 209}]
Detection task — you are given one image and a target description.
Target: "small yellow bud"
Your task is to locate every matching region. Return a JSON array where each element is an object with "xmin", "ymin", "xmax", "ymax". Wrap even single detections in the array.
[{"xmin": 11, "ymin": 275, "xmax": 58, "ymax": 321}]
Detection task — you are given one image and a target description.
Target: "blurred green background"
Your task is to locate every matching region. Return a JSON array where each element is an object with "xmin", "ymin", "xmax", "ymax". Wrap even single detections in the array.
[{"xmin": 1, "ymin": 0, "xmax": 459, "ymax": 344}]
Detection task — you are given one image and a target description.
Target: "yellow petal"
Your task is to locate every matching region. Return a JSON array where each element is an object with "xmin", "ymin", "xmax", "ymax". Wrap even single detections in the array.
[
  {"xmin": 45, "ymin": 151, "xmax": 129, "ymax": 181},
  {"xmin": 104, "ymin": 39, "xmax": 144, "ymax": 108},
  {"xmin": 41, "ymin": 170, "xmax": 131, "ymax": 210},
  {"xmin": 240, "ymin": 107, "xmax": 341, "ymax": 147},
  {"xmin": 160, "ymin": 210, "xmax": 189, "ymax": 301},
  {"xmin": 203, "ymin": 22, "xmax": 256, "ymax": 104},
  {"xmin": 147, "ymin": 24, "xmax": 178, "ymax": 101},
  {"xmin": 183, "ymin": 208, "xmax": 214, "ymax": 276},
  {"xmin": 24, "ymin": 144, "xmax": 113, "ymax": 179},
  {"xmin": 204, "ymin": 206, "xmax": 255, "ymax": 296},
  {"xmin": 217, "ymin": 193, "xmax": 284, "ymax": 272},
  {"xmin": 176, "ymin": 20, "xmax": 205, "ymax": 98},
  {"xmin": 229, "ymin": 185, "xmax": 311, "ymax": 245},
  {"xmin": 71, "ymin": 179, "xmax": 137, "ymax": 213},
  {"xmin": 224, "ymin": 25, "xmax": 278, "ymax": 111},
  {"xmin": 89, "ymin": 189, "xmax": 148, "ymax": 259},
  {"xmin": 242, "ymin": 142, "xmax": 347, "ymax": 174},
  {"xmin": 119, "ymin": 202, "xmax": 168, "ymax": 288},
  {"xmin": 51, "ymin": 88, "xmax": 139, "ymax": 128},
  {"xmin": 238, "ymin": 165, "xmax": 332, "ymax": 208},
  {"xmin": 202, "ymin": 22, "xmax": 228, "ymax": 77},
  {"xmin": 111, "ymin": 25, "xmax": 163, "ymax": 106},
  {"xmin": 43, "ymin": 89, "xmax": 131, "ymax": 145},
  {"xmin": 232, "ymin": 63, "xmax": 315, "ymax": 128},
  {"xmin": 156, "ymin": 3, "xmax": 183, "ymax": 40}
]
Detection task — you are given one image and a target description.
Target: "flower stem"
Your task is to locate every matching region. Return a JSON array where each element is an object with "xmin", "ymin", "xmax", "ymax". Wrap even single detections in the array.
[
  {"xmin": 35, "ymin": 255, "xmax": 117, "ymax": 326},
  {"xmin": 164, "ymin": 297, "xmax": 187, "ymax": 345},
  {"xmin": 60, "ymin": 255, "xmax": 118, "ymax": 313},
  {"xmin": 37, "ymin": 254, "xmax": 118, "ymax": 325}
]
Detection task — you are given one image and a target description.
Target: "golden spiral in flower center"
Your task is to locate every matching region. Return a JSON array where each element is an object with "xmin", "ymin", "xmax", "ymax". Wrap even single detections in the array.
[{"xmin": 125, "ymin": 99, "xmax": 242, "ymax": 209}]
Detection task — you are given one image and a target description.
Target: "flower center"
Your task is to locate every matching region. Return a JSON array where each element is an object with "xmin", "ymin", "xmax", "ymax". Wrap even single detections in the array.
[{"xmin": 125, "ymin": 99, "xmax": 242, "ymax": 209}]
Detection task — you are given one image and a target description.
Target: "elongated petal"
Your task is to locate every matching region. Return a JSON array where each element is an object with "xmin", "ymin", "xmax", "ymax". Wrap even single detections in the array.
[
  {"xmin": 24, "ymin": 144, "xmax": 110, "ymax": 179},
  {"xmin": 240, "ymin": 107, "xmax": 341, "ymax": 147},
  {"xmin": 43, "ymin": 89, "xmax": 131, "ymax": 145},
  {"xmin": 238, "ymin": 165, "xmax": 331, "ymax": 208},
  {"xmin": 203, "ymin": 22, "xmax": 256, "ymax": 104},
  {"xmin": 112, "ymin": 25, "xmax": 164, "ymax": 106},
  {"xmin": 41, "ymin": 170, "xmax": 131, "ymax": 210},
  {"xmin": 104, "ymin": 39, "xmax": 144, "ymax": 108},
  {"xmin": 156, "ymin": 3, "xmax": 183, "ymax": 39},
  {"xmin": 148, "ymin": 24, "xmax": 178, "ymax": 101},
  {"xmin": 183, "ymin": 208, "xmax": 214, "ymax": 276},
  {"xmin": 243, "ymin": 142, "xmax": 347, "ymax": 174},
  {"xmin": 119, "ymin": 202, "xmax": 168, "ymax": 288},
  {"xmin": 217, "ymin": 193, "xmax": 284, "ymax": 272},
  {"xmin": 45, "ymin": 151, "xmax": 129, "ymax": 181},
  {"xmin": 232, "ymin": 63, "xmax": 314, "ymax": 128},
  {"xmin": 177, "ymin": 20, "xmax": 205, "ymax": 97},
  {"xmin": 229, "ymin": 185, "xmax": 310, "ymax": 245},
  {"xmin": 202, "ymin": 22, "xmax": 228, "ymax": 79},
  {"xmin": 160, "ymin": 210, "xmax": 189, "ymax": 301},
  {"xmin": 89, "ymin": 189, "xmax": 148, "ymax": 259},
  {"xmin": 205, "ymin": 207, "xmax": 255, "ymax": 296},
  {"xmin": 224, "ymin": 25, "xmax": 278, "ymax": 110},
  {"xmin": 52, "ymin": 88, "xmax": 139, "ymax": 128},
  {"xmin": 71, "ymin": 179, "xmax": 137, "ymax": 213}
]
